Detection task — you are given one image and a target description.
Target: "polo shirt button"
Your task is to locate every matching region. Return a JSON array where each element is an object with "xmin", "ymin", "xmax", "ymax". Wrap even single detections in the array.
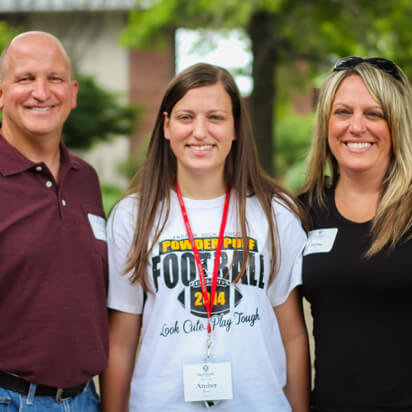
[
  {"xmin": 35, "ymin": 166, "xmax": 42, "ymax": 172},
  {"xmin": 62, "ymin": 199, "xmax": 67, "ymax": 207},
  {"xmin": 46, "ymin": 181, "xmax": 53, "ymax": 188}
]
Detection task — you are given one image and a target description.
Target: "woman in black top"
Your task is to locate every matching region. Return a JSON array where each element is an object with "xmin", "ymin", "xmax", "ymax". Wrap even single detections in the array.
[{"xmin": 300, "ymin": 57, "xmax": 412, "ymax": 411}]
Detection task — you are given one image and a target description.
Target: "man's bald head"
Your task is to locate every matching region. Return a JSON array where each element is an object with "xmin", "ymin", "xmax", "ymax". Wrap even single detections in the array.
[
  {"xmin": 0, "ymin": 31, "xmax": 74, "ymax": 82},
  {"xmin": 0, "ymin": 30, "xmax": 78, "ymax": 146}
]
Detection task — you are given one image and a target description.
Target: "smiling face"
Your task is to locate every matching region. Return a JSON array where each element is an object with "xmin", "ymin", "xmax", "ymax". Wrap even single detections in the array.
[
  {"xmin": 328, "ymin": 74, "xmax": 392, "ymax": 181},
  {"xmin": 0, "ymin": 32, "xmax": 78, "ymax": 144},
  {"xmin": 163, "ymin": 82, "xmax": 236, "ymax": 185}
]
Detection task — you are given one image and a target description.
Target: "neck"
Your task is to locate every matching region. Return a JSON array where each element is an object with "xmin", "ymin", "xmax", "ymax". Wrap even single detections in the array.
[
  {"xmin": 1, "ymin": 125, "xmax": 61, "ymax": 181},
  {"xmin": 176, "ymin": 169, "xmax": 226, "ymax": 200},
  {"xmin": 337, "ymin": 167, "xmax": 385, "ymax": 195},
  {"xmin": 335, "ymin": 172, "xmax": 384, "ymax": 222}
]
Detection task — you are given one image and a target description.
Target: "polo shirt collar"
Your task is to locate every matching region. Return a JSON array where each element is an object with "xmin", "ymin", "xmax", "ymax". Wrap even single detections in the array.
[{"xmin": 0, "ymin": 134, "xmax": 80, "ymax": 177}]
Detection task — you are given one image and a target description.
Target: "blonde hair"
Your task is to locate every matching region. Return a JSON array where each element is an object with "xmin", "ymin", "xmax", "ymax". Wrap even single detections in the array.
[{"xmin": 302, "ymin": 61, "xmax": 412, "ymax": 256}]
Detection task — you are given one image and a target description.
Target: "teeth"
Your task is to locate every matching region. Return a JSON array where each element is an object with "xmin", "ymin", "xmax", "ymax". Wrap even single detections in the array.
[
  {"xmin": 189, "ymin": 145, "xmax": 213, "ymax": 150},
  {"xmin": 30, "ymin": 107, "xmax": 51, "ymax": 111},
  {"xmin": 347, "ymin": 142, "xmax": 371, "ymax": 149}
]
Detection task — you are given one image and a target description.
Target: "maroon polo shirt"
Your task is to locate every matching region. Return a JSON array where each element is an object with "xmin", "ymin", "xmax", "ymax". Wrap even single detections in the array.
[{"xmin": 0, "ymin": 135, "xmax": 108, "ymax": 387}]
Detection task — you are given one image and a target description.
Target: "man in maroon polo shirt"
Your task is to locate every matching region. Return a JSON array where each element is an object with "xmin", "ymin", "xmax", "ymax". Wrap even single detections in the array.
[{"xmin": 0, "ymin": 31, "xmax": 108, "ymax": 411}]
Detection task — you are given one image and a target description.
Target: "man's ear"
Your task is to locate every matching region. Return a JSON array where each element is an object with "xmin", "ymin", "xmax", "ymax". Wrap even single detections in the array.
[
  {"xmin": 0, "ymin": 88, "xmax": 4, "ymax": 110},
  {"xmin": 71, "ymin": 80, "xmax": 79, "ymax": 109}
]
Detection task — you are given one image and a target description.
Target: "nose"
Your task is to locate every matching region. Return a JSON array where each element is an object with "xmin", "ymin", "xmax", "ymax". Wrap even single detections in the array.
[
  {"xmin": 192, "ymin": 117, "xmax": 207, "ymax": 140},
  {"xmin": 348, "ymin": 112, "xmax": 366, "ymax": 135},
  {"xmin": 31, "ymin": 79, "xmax": 50, "ymax": 100}
]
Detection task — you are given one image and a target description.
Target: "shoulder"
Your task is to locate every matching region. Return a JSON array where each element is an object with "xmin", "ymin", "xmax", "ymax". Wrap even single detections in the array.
[
  {"xmin": 69, "ymin": 152, "xmax": 98, "ymax": 177},
  {"xmin": 271, "ymin": 194, "xmax": 302, "ymax": 226},
  {"xmin": 272, "ymin": 194, "xmax": 296, "ymax": 216},
  {"xmin": 69, "ymin": 152, "xmax": 96, "ymax": 173},
  {"xmin": 300, "ymin": 187, "xmax": 335, "ymax": 230},
  {"xmin": 299, "ymin": 186, "xmax": 334, "ymax": 212},
  {"xmin": 65, "ymin": 151, "xmax": 106, "ymax": 212},
  {"xmin": 108, "ymin": 194, "xmax": 138, "ymax": 225},
  {"xmin": 246, "ymin": 193, "xmax": 303, "ymax": 232},
  {"xmin": 107, "ymin": 195, "xmax": 139, "ymax": 246},
  {"xmin": 273, "ymin": 197, "xmax": 306, "ymax": 243}
]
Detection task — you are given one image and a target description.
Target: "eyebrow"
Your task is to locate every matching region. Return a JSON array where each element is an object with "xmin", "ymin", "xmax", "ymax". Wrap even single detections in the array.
[
  {"xmin": 12, "ymin": 71, "xmax": 33, "ymax": 78},
  {"xmin": 174, "ymin": 108, "xmax": 229, "ymax": 113},
  {"xmin": 332, "ymin": 101, "xmax": 383, "ymax": 109},
  {"xmin": 13, "ymin": 70, "xmax": 68, "ymax": 78}
]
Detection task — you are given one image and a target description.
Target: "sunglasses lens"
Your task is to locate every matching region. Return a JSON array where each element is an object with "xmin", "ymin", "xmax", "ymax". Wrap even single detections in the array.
[
  {"xmin": 333, "ymin": 56, "xmax": 363, "ymax": 71},
  {"xmin": 333, "ymin": 56, "xmax": 401, "ymax": 81},
  {"xmin": 366, "ymin": 58, "xmax": 401, "ymax": 80}
]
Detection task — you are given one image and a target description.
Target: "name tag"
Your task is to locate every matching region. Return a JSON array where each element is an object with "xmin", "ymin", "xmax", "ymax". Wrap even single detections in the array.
[
  {"xmin": 88, "ymin": 214, "xmax": 107, "ymax": 241},
  {"xmin": 304, "ymin": 228, "xmax": 338, "ymax": 255},
  {"xmin": 183, "ymin": 361, "xmax": 233, "ymax": 403}
]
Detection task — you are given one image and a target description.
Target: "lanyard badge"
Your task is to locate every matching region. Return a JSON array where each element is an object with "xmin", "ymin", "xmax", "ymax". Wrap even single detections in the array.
[{"xmin": 176, "ymin": 183, "xmax": 233, "ymax": 406}]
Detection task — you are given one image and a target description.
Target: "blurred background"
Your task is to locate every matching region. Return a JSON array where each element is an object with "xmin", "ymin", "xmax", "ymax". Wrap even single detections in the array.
[
  {"xmin": 4, "ymin": 1, "xmax": 412, "ymax": 387},
  {"xmin": 1, "ymin": 0, "xmax": 412, "ymax": 214}
]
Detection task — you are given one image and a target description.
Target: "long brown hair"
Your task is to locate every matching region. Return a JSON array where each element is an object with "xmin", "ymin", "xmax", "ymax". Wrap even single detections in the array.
[
  {"xmin": 302, "ymin": 61, "xmax": 412, "ymax": 256},
  {"xmin": 122, "ymin": 63, "xmax": 304, "ymax": 289}
]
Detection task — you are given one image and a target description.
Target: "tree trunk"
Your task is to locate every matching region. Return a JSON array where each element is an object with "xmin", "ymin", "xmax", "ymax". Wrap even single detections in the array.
[{"xmin": 248, "ymin": 10, "xmax": 277, "ymax": 176}]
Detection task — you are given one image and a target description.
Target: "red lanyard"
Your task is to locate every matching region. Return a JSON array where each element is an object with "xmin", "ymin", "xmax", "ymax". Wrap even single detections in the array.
[{"xmin": 175, "ymin": 183, "xmax": 231, "ymax": 335}]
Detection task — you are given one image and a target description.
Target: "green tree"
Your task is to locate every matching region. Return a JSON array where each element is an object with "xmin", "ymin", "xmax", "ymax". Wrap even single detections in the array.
[
  {"xmin": 0, "ymin": 21, "xmax": 18, "ymax": 51},
  {"xmin": 0, "ymin": 22, "xmax": 21, "ymax": 123},
  {"xmin": 63, "ymin": 73, "xmax": 140, "ymax": 150},
  {"xmin": 122, "ymin": 0, "xmax": 412, "ymax": 176}
]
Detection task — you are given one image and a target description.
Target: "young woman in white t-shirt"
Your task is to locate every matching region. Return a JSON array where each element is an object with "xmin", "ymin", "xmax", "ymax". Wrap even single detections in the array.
[{"xmin": 102, "ymin": 63, "xmax": 309, "ymax": 412}]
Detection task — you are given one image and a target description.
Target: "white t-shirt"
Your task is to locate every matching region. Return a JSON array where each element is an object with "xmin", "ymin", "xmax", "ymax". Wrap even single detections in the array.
[{"xmin": 107, "ymin": 190, "xmax": 306, "ymax": 412}]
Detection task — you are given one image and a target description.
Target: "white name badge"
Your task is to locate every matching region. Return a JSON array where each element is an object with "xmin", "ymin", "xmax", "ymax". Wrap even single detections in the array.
[
  {"xmin": 87, "ymin": 214, "xmax": 107, "ymax": 241},
  {"xmin": 183, "ymin": 361, "xmax": 233, "ymax": 403},
  {"xmin": 303, "ymin": 228, "xmax": 338, "ymax": 256}
]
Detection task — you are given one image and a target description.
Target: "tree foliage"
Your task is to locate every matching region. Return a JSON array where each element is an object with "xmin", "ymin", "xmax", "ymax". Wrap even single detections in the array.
[
  {"xmin": 123, "ymin": 0, "xmax": 412, "ymax": 175},
  {"xmin": 0, "ymin": 22, "xmax": 21, "ymax": 122},
  {"xmin": 0, "ymin": 21, "xmax": 19, "ymax": 52},
  {"xmin": 63, "ymin": 74, "xmax": 140, "ymax": 150},
  {"xmin": 275, "ymin": 111, "xmax": 313, "ymax": 175}
]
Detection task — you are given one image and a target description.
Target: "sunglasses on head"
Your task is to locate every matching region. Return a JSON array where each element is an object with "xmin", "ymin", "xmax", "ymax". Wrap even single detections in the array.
[{"xmin": 333, "ymin": 56, "xmax": 402, "ymax": 81}]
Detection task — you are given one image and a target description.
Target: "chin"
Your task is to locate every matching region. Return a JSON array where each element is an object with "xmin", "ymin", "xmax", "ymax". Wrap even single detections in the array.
[
  {"xmin": 24, "ymin": 123, "xmax": 59, "ymax": 135},
  {"xmin": 342, "ymin": 164, "xmax": 385, "ymax": 175}
]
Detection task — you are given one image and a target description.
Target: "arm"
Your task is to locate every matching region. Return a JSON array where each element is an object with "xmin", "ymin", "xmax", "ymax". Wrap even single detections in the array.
[
  {"xmin": 102, "ymin": 309, "xmax": 141, "ymax": 412},
  {"xmin": 274, "ymin": 287, "xmax": 310, "ymax": 412}
]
